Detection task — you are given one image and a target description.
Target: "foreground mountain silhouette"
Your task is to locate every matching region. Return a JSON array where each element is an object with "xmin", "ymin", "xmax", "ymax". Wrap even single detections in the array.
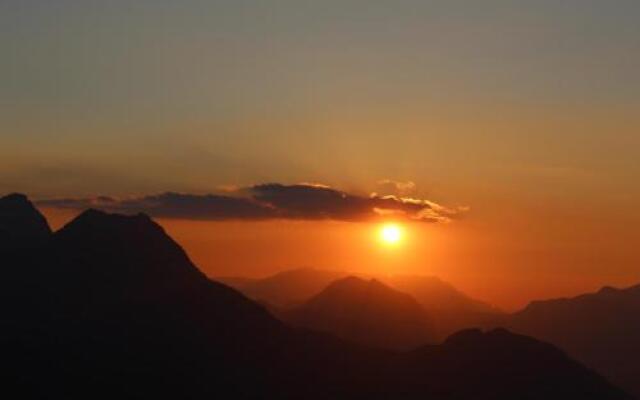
[
  {"xmin": 0, "ymin": 193, "xmax": 51, "ymax": 248},
  {"xmin": 282, "ymin": 277, "xmax": 437, "ymax": 350},
  {"xmin": 0, "ymin": 194, "xmax": 629, "ymax": 399},
  {"xmin": 503, "ymin": 284, "xmax": 640, "ymax": 398}
]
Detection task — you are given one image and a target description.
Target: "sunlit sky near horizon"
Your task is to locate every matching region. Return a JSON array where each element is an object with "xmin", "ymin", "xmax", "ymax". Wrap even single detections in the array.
[{"xmin": 2, "ymin": 1, "xmax": 640, "ymax": 309}]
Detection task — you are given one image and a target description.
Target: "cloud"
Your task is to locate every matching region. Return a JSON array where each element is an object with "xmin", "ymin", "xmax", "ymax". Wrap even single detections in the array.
[
  {"xmin": 38, "ymin": 192, "xmax": 276, "ymax": 220},
  {"xmin": 374, "ymin": 179, "xmax": 417, "ymax": 196},
  {"xmin": 37, "ymin": 183, "xmax": 467, "ymax": 223}
]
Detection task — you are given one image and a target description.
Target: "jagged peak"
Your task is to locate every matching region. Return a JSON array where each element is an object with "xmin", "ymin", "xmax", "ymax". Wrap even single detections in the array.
[
  {"xmin": 51, "ymin": 207, "xmax": 208, "ymax": 293},
  {"xmin": 0, "ymin": 193, "xmax": 45, "ymax": 215},
  {"xmin": 0, "ymin": 192, "xmax": 30, "ymax": 203},
  {"xmin": 59, "ymin": 208, "xmax": 160, "ymax": 236},
  {"xmin": 54, "ymin": 208, "xmax": 186, "ymax": 266},
  {"xmin": 0, "ymin": 192, "xmax": 52, "ymax": 244}
]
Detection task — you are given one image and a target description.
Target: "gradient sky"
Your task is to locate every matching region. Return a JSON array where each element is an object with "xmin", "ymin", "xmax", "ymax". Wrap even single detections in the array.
[{"xmin": 2, "ymin": 1, "xmax": 640, "ymax": 309}]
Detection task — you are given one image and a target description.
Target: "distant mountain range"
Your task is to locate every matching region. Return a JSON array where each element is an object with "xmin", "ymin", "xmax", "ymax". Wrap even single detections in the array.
[
  {"xmin": 221, "ymin": 265, "xmax": 640, "ymax": 398},
  {"xmin": 219, "ymin": 268, "xmax": 503, "ymax": 339},
  {"xmin": 282, "ymin": 277, "xmax": 437, "ymax": 350},
  {"xmin": 0, "ymin": 193, "xmax": 630, "ymax": 399},
  {"xmin": 502, "ymin": 284, "xmax": 640, "ymax": 398}
]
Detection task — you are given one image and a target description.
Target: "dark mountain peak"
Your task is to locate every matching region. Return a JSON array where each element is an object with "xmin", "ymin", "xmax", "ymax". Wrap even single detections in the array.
[
  {"xmin": 52, "ymin": 209, "xmax": 206, "ymax": 296},
  {"xmin": 57, "ymin": 207, "xmax": 181, "ymax": 249},
  {"xmin": 56, "ymin": 208, "xmax": 173, "ymax": 254},
  {"xmin": 520, "ymin": 282, "xmax": 640, "ymax": 315},
  {"xmin": 599, "ymin": 285, "xmax": 618, "ymax": 294},
  {"xmin": 507, "ymin": 282, "xmax": 640, "ymax": 397},
  {"xmin": 2, "ymin": 192, "xmax": 30, "ymax": 203},
  {"xmin": 596, "ymin": 284, "xmax": 640, "ymax": 296},
  {"xmin": 0, "ymin": 192, "xmax": 52, "ymax": 249},
  {"xmin": 62, "ymin": 208, "xmax": 157, "ymax": 233},
  {"xmin": 428, "ymin": 327, "xmax": 629, "ymax": 400},
  {"xmin": 443, "ymin": 327, "xmax": 484, "ymax": 345}
]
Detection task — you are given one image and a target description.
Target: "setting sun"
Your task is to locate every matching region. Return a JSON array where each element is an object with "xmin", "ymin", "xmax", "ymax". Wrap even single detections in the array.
[{"xmin": 380, "ymin": 223, "xmax": 403, "ymax": 245}]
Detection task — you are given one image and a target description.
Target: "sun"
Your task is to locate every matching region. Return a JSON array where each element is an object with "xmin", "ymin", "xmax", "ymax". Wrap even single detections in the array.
[{"xmin": 379, "ymin": 223, "xmax": 403, "ymax": 245}]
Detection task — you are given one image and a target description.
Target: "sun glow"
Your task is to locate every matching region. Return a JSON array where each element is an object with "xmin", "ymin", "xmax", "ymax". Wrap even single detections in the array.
[{"xmin": 379, "ymin": 223, "xmax": 403, "ymax": 245}]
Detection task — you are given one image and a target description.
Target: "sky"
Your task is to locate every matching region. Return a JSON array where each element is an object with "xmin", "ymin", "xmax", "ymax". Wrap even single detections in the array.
[{"xmin": 2, "ymin": 1, "xmax": 640, "ymax": 309}]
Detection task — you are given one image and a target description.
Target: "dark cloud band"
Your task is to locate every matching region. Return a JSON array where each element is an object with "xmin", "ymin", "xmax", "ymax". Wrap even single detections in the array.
[{"xmin": 37, "ymin": 183, "xmax": 465, "ymax": 223}]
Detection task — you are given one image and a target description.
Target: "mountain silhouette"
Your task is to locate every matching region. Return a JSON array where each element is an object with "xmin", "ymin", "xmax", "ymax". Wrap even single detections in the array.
[
  {"xmin": 0, "ymin": 193, "xmax": 51, "ymax": 249},
  {"xmin": 0, "ymin": 194, "xmax": 630, "ymax": 399},
  {"xmin": 221, "ymin": 268, "xmax": 503, "ymax": 340},
  {"xmin": 502, "ymin": 284, "xmax": 640, "ymax": 398},
  {"xmin": 282, "ymin": 276, "xmax": 437, "ymax": 350},
  {"xmin": 1, "ymin": 204, "xmax": 285, "ymax": 398}
]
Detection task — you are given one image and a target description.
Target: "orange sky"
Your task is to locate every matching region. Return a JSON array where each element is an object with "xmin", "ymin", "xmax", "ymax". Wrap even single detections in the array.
[
  {"xmin": 4, "ymin": 2, "xmax": 640, "ymax": 310},
  {"xmin": 42, "ymin": 206, "xmax": 640, "ymax": 310}
]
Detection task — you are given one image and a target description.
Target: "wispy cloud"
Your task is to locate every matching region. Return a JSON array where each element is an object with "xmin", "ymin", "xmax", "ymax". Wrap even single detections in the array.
[
  {"xmin": 37, "ymin": 183, "xmax": 467, "ymax": 223},
  {"xmin": 374, "ymin": 179, "xmax": 417, "ymax": 196}
]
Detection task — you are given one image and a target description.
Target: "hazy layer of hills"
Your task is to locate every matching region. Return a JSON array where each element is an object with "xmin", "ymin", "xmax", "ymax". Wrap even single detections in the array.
[
  {"xmin": 282, "ymin": 277, "xmax": 438, "ymax": 350},
  {"xmin": 0, "ymin": 193, "xmax": 630, "ymax": 399},
  {"xmin": 503, "ymin": 284, "xmax": 640, "ymax": 398},
  {"xmin": 219, "ymin": 268, "xmax": 503, "ymax": 339},
  {"xmin": 221, "ymin": 265, "xmax": 640, "ymax": 398}
]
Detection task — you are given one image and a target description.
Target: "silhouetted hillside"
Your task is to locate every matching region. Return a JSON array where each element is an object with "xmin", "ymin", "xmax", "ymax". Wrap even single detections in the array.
[
  {"xmin": 0, "ymin": 193, "xmax": 51, "ymax": 249},
  {"xmin": 283, "ymin": 277, "xmax": 437, "ymax": 350},
  {"xmin": 504, "ymin": 284, "xmax": 640, "ymax": 398},
  {"xmin": 0, "ymin": 195, "xmax": 629, "ymax": 399}
]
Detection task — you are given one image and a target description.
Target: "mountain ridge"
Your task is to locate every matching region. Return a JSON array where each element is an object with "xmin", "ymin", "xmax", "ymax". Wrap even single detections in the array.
[
  {"xmin": 504, "ymin": 282, "xmax": 640, "ymax": 397},
  {"xmin": 0, "ymin": 195, "xmax": 629, "ymax": 399},
  {"xmin": 0, "ymin": 193, "xmax": 52, "ymax": 249}
]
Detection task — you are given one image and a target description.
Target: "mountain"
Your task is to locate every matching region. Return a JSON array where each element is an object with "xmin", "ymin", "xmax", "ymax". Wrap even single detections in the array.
[
  {"xmin": 282, "ymin": 277, "xmax": 437, "ymax": 350},
  {"xmin": 1, "ymin": 206, "xmax": 285, "ymax": 398},
  {"xmin": 0, "ymin": 193, "xmax": 51, "ymax": 249},
  {"xmin": 221, "ymin": 268, "xmax": 503, "ymax": 339},
  {"xmin": 217, "ymin": 267, "xmax": 349, "ymax": 307},
  {"xmin": 503, "ymin": 284, "xmax": 640, "ymax": 398},
  {"xmin": 0, "ymin": 195, "xmax": 629, "ymax": 399},
  {"xmin": 381, "ymin": 275, "xmax": 504, "ymax": 339}
]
